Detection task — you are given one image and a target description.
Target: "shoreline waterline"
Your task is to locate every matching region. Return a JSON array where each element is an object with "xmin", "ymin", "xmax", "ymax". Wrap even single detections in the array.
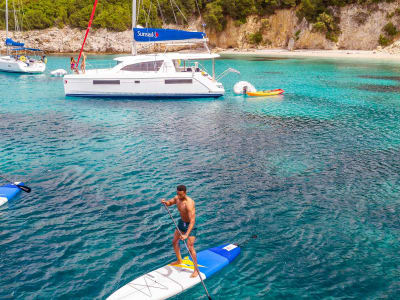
[
  {"xmin": 218, "ymin": 49, "xmax": 400, "ymax": 62},
  {"xmin": 4, "ymin": 47, "xmax": 400, "ymax": 63}
]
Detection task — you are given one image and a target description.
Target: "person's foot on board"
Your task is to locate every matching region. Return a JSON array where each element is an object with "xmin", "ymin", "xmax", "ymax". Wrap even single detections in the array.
[
  {"xmin": 170, "ymin": 260, "xmax": 183, "ymax": 266},
  {"xmin": 190, "ymin": 270, "xmax": 199, "ymax": 278}
]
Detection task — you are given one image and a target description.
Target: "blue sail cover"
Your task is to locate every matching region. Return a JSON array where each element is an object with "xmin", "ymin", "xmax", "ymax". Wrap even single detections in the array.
[
  {"xmin": 5, "ymin": 38, "xmax": 24, "ymax": 47},
  {"xmin": 134, "ymin": 28, "xmax": 206, "ymax": 42}
]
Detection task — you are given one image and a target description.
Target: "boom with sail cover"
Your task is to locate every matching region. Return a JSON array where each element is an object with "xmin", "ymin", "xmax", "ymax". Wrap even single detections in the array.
[
  {"xmin": 5, "ymin": 38, "xmax": 24, "ymax": 47},
  {"xmin": 133, "ymin": 28, "xmax": 206, "ymax": 42}
]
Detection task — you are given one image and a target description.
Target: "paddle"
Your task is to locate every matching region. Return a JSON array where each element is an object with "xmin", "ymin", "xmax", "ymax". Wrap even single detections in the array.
[
  {"xmin": 163, "ymin": 203, "xmax": 212, "ymax": 300},
  {"xmin": 0, "ymin": 174, "xmax": 31, "ymax": 193}
]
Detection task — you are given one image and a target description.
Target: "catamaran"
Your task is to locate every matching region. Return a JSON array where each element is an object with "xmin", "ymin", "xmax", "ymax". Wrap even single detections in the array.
[
  {"xmin": 0, "ymin": 0, "xmax": 46, "ymax": 73},
  {"xmin": 63, "ymin": 1, "xmax": 236, "ymax": 98}
]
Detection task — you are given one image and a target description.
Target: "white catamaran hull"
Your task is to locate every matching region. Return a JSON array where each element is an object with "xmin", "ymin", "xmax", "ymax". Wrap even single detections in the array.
[
  {"xmin": 0, "ymin": 56, "xmax": 46, "ymax": 73},
  {"xmin": 64, "ymin": 73, "xmax": 224, "ymax": 98}
]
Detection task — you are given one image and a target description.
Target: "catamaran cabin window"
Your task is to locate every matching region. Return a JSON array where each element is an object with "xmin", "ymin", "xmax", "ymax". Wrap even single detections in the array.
[
  {"xmin": 121, "ymin": 60, "xmax": 164, "ymax": 72},
  {"xmin": 165, "ymin": 79, "xmax": 193, "ymax": 84},
  {"xmin": 93, "ymin": 80, "xmax": 120, "ymax": 85}
]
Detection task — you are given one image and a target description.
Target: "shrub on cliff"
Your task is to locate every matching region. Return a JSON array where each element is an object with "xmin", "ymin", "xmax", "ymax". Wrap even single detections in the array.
[
  {"xmin": 248, "ymin": 31, "xmax": 263, "ymax": 44},
  {"xmin": 309, "ymin": 11, "xmax": 340, "ymax": 42},
  {"xmin": 354, "ymin": 11, "xmax": 369, "ymax": 25},
  {"xmin": 313, "ymin": 21, "xmax": 327, "ymax": 32},
  {"xmin": 222, "ymin": 0, "xmax": 255, "ymax": 24},
  {"xmin": 378, "ymin": 34, "xmax": 392, "ymax": 46},
  {"xmin": 204, "ymin": 1, "xmax": 225, "ymax": 32},
  {"xmin": 383, "ymin": 22, "xmax": 398, "ymax": 36},
  {"xmin": 255, "ymin": 0, "xmax": 296, "ymax": 16}
]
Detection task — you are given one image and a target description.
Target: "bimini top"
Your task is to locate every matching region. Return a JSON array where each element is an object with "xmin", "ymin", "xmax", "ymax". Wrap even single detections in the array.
[
  {"xmin": 134, "ymin": 28, "xmax": 206, "ymax": 43},
  {"xmin": 114, "ymin": 53, "xmax": 220, "ymax": 64},
  {"xmin": 5, "ymin": 38, "xmax": 24, "ymax": 47}
]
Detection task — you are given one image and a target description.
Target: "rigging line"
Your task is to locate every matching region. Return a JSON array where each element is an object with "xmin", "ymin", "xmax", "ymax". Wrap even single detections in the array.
[
  {"xmin": 194, "ymin": 0, "xmax": 204, "ymax": 26},
  {"xmin": 15, "ymin": 0, "xmax": 29, "ymax": 31},
  {"xmin": 169, "ymin": 0, "xmax": 178, "ymax": 25},
  {"xmin": 171, "ymin": 0, "xmax": 187, "ymax": 23},
  {"xmin": 144, "ymin": 2, "xmax": 152, "ymax": 29},
  {"xmin": 77, "ymin": 0, "xmax": 98, "ymax": 66},
  {"xmin": 137, "ymin": 0, "xmax": 142, "ymax": 25},
  {"xmin": 13, "ymin": 0, "xmax": 19, "ymax": 32},
  {"xmin": 18, "ymin": 0, "xmax": 24, "ymax": 31},
  {"xmin": 155, "ymin": 0, "xmax": 165, "ymax": 25}
]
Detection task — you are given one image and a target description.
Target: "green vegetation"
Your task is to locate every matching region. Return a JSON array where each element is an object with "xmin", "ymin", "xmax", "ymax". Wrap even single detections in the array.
[
  {"xmin": 383, "ymin": 21, "xmax": 398, "ymax": 36},
  {"xmin": 0, "ymin": 0, "xmax": 396, "ymax": 38},
  {"xmin": 378, "ymin": 34, "xmax": 391, "ymax": 46},
  {"xmin": 354, "ymin": 11, "xmax": 369, "ymax": 24},
  {"xmin": 248, "ymin": 31, "xmax": 263, "ymax": 44},
  {"xmin": 0, "ymin": 0, "xmax": 193, "ymax": 31},
  {"xmin": 386, "ymin": 11, "xmax": 394, "ymax": 19},
  {"xmin": 295, "ymin": 29, "xmax": 301, "ymax": 40},
  {"xmin": 378, "ymin": 22, "xmax": 398, "ymax": 46}
]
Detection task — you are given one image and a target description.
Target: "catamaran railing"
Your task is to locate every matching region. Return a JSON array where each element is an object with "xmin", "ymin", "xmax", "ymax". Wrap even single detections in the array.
[{"xmin": 216, "ymin": 68, "xmax": 240, "ymax": 81}]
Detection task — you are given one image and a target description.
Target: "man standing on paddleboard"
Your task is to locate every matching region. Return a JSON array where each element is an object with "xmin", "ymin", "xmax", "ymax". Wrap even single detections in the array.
[{"xmin": 161, "ymin": 185, "xmax": 199, "ymax": 278}]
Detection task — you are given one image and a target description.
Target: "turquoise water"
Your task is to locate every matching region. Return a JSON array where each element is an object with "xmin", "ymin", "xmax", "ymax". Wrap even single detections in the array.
[{"xmin": 1, "ymin": 55, "xmax": 400, "ymax": 299}]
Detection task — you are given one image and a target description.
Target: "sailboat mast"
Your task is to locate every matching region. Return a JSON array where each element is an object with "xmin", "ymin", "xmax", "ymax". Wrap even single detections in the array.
[
  {"xmin": 132, "ymin": 0, "xmax": 137, "ymax": 55},
  {"xmin": 5, "ymin": 0, "xmax": 9, "ymax": 55},
  {"xmin": 5, "ymin": 0, "xmax": 8, "ymax": 40}
]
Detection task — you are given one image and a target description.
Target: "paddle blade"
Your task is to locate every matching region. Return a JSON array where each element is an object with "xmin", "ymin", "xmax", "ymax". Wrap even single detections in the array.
[{"xmin": 17, "ymin": 185, "xmax": 31, "ymax": 193}]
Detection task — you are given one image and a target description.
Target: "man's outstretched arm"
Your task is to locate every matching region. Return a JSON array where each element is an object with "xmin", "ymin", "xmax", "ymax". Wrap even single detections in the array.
[{"xmin": 161, "ymin": 196, "xmax": 177, "ymax": 206}]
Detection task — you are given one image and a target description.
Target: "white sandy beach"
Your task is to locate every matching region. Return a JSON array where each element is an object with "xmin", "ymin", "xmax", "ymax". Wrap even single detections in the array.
[{"xmin": 218, "ymin": 48, "xmax": 400, "ymax": 61}]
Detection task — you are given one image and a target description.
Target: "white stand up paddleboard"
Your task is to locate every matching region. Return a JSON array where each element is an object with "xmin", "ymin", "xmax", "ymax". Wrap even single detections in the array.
[{"xmin": 107, "ymin": 243, "xmax": 240, "ymax": 300}]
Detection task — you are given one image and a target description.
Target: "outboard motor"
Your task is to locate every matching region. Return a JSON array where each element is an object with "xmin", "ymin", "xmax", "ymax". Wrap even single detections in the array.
[{"xmin": 233, "ymin": 81, "xmax": 256, "ymax": 94}]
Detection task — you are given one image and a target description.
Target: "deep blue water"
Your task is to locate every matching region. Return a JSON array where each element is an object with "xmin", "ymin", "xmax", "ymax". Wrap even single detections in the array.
[{"xmin": 0, "ymin": 55, "xmax": 399, "ymax": 299}]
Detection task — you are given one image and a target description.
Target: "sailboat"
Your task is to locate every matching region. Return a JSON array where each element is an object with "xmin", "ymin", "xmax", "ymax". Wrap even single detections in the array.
[
  {"xmin": 0, "ymin": 0, "xmax": 46, "ymax": 73},
  {"xmin": 63, "ymin": 0, "xmax": 236, "ymax": 98}
]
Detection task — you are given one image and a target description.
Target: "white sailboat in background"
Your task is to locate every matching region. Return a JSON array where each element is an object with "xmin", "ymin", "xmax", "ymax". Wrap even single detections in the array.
[
  {"xmin": 0, "ymin": 0, "xmax": 46, "ymax": 73},
  {"xmin": 64, "ymin": 0, "xmax": 238, "ymax": 98}
]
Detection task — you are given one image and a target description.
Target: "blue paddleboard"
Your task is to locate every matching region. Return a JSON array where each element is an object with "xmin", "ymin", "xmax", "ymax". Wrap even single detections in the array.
[{"xmin": 0, "ymin": 182, "xmax": 23, "ymax": 206}]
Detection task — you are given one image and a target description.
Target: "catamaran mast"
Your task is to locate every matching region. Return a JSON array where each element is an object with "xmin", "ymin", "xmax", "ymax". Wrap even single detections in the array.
[{"xmin": 132, "ymin": 0, "xmax": 137, "ymax": 55}]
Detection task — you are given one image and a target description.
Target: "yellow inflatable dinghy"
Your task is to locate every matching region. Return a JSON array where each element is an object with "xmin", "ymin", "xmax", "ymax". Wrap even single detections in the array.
[{"xmin": 247, "ymin": 89, "xmax": 284, "ymax": 96}]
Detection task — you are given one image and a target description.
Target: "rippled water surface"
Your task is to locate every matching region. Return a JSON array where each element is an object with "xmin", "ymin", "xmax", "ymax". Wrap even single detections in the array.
[{"xmin": 1, "ymin": 55, "xmax": 400, "ymax": 299}]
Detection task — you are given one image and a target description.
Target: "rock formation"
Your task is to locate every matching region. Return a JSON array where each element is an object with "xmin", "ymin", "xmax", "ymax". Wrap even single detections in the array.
[{"xmin": 1, "ymin": 1, "xmax": 400, "ymax": 54}]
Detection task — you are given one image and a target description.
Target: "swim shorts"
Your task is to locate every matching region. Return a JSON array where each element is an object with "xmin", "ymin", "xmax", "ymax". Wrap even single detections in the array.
[{"xmin": 178, "ymin": 219, "xmax": 197, "ymax": 237}]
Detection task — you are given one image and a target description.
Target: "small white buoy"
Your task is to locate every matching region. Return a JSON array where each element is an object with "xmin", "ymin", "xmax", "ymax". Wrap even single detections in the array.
[
  {"xmin": 50, "ymin": 69, "xmax": 67, "ymax": 77},
  {"xmin": 233, "ymin": 81, "xmax": 256, "ymax": 94}
]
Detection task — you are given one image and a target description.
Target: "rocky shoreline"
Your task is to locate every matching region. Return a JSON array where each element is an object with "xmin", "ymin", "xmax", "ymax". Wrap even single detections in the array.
[{"xmin": 0, "ymin": 27, "xmax": 133, "ymax": 54}]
